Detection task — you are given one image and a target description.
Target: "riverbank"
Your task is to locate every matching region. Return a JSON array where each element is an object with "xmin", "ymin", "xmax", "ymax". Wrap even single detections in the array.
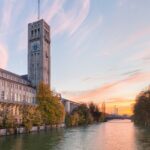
[{"xmin": 0, "ymin": 124, "xmax": 65, "ymax": 136}]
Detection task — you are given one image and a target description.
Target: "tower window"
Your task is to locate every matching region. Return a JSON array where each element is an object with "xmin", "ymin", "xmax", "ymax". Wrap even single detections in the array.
[
  {"xmin": 35, "ymin": 29, "xmax": 37, "ymax": 36},
  {"xmin": 38, "ymin": 28, "xmax": 40, "ymax": 36},
  {"xmin": 31, "ymin": 30, "xmax": 33, "ymax": 37}
]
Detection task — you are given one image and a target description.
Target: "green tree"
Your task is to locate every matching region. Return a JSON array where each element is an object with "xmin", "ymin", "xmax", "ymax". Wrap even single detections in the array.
[
  {"xmin": 74, "ymin": 103, "xmax": 93, "ymax": 125},
  {"xmin": 65, "ymin": 112, "xmax": 79, "ymax": 127}
]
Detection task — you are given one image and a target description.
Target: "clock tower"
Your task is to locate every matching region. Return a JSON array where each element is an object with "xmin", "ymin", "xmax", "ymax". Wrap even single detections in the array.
[{"xmin": 28, "ymin": 19, "xmax": 50, "ymax": 88}]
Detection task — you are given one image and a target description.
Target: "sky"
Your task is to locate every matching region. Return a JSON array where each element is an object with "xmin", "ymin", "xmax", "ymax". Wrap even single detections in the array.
[{"xmin": 0, "ymin": 0, "xmax": 150, "ymax": 114}]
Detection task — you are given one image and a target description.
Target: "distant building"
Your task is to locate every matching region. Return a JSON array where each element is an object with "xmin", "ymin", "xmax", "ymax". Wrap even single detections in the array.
[
  {"xmin": 61, "ymin": 98, "xmax": 80, "ymax": 113},
  {"xmin": 101, "ymin": 102, "xmax": 106, "ymax": 114},
  {"xmin": 113, "ymin": 105, "xmax": 118, "ymax": 115}
]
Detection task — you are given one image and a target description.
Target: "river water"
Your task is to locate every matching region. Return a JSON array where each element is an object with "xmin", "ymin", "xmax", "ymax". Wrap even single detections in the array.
[{"xmin": 0, "ymin": 120, "xmax": 150, "ymax": 150}]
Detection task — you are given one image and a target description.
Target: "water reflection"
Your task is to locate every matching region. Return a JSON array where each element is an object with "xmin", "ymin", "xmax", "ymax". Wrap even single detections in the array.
[
  {"xmin": 0, "ymin": 120, "xmax": 150, "ymax": 150},
  {"xmin": 135, "ymin": 126, "xmax": 150, "ymax": 150}
]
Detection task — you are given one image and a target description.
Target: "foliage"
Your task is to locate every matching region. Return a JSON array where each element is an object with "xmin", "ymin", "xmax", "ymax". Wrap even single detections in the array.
[
  {"xmin": 32, "ymin": 108, "xmax": 43, "ymax": 126},
  {"xmin": 65, "ymin": 103, "xmax": 102, "ymax": 127},
  {"xmin": 0, "ymin": 116, "xmax": 3, "ymax": 128},
  {"xmin": 0, "ymin": 82, "xmax": 65, "ymax": 130},
  {"xmin": 65, "ymin": 112, "xmax": 79, "ymax": 127},
  {"xmin": 3, "ymin": 111, "xmax": 16, "ymax": 129},
  {"xmin": 133, "ymin": 88, "xmax": 150, "ymax": 127},
  {"xmin": 75, "ymin": 104, "xmax": 93, "ymax": 125},
  {"xmin": 0, "ymin": 110, "xmax": 4, "ymax": 128},
  {"xmin": 89, "ymin": 102, "xmax": 102, "ymax": 122},
  {"xmin": 21, "ymin": 106, "xmax": 43, "ymax": 131},
  {"xmin": 21, "ymin": 106, "xmax": 35, "ymax": 132},
  {"xmin": 36, "ymin": 82, "xmax": 65, "ymax": 125}
]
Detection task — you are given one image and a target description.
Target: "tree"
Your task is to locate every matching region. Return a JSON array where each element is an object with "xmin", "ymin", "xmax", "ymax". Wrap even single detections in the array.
[
  {"xmin": 0, "ymin": 110, "xmax": 4, "ymax": 128},
  {"xmin": 73, "ymin": 103, "xmax": 93, "ymax": 125},
  {"xmin": 36, "ymin": 82, "xmax": 65, "ymax": 125},
  {"xmin": 65, "ymin": 112, "xmax": 79, "ymax": 127},
  {"xmin": 32, "ymin": 108, "xmax": 43, "ymax": 127},
  {"xmin": 133, "ymin": 88, "xmax": 150, "ymax": 126},
  {"xmin": 89, "ymin": 102, "xmax": 102, "ymax": 122},
  {"xmin": 3, "ymin": 111, "xmax": 16, "ymax": 129},
  {"xmin": 65, "ymin": 102, "xmax": 104, "ymax": 127},
  {"xmin": 21, "ymin": 106, "xmax": 34, "ymax": 132}
]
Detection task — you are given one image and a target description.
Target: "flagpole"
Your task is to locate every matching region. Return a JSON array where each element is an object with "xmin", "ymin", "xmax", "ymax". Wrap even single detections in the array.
[{"xmin": 38, "ymin": 0, "xmax": 40, "ymax": 20}]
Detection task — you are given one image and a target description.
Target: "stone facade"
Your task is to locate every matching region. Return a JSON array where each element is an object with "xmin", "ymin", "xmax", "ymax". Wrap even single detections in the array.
[
  {"xmin": 0, "ymin": 68, "xmax": 36, "ymax": 123},
  {"xmin": 28, "ymin": 19, "xmax": 51, "ymax": 88},
  {"xmin": 0, "ymin": 68, "xmax": 36, "ymax": 104}
]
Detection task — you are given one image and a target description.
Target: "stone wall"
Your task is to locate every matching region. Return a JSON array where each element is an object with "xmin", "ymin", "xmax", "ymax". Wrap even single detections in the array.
[{"xmin": 0, "ymin": 124, "xmax": 65, "ymax": 136}]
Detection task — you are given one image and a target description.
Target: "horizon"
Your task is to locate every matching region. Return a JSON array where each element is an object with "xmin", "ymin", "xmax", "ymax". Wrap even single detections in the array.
[{"xmin": 0, "ymin": 0, "xmax": 150, "ymax": 114}]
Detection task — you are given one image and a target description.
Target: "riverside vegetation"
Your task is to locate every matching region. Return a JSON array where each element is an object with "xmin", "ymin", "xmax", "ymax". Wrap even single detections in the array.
[
  {"xmin": 0, "ymin": 82, "xmax": 65, "ymax": 132},
  {"xmin": 133, "ymin": 87, "xmax": 150, "ymax": 127},
  {"xmin": 65, "ymin": 102, "xmax": 104, "ymax": 127},
  {"xmin": 0, "ymin": 82, "xmax": 104, "ymax": 134}
]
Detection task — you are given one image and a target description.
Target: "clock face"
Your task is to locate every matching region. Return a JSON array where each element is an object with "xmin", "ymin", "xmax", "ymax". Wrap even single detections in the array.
[{"xmin": 31, "ymin": 41, "xmax": 40, "ymax": 52}]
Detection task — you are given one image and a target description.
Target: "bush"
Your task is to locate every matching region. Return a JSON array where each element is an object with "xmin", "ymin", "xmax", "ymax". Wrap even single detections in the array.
[{"xmin": 65, "ymin": 103, "xmax": 102, "ymax": 127}]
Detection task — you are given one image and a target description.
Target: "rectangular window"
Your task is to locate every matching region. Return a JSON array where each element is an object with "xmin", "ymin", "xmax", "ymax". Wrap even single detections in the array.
[{"xmin": 1, "ymin": 91, "xmax": 4, "ymax": 100}]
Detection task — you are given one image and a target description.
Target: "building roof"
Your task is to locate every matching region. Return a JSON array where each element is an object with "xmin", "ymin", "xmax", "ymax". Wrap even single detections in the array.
[
  {"xmin": 0, "ymin": 68, "xmax": 32, "ymax": 87},
  {"xmin": 61, "ymin": 98, "xmax": 81, "ymax": 105}
]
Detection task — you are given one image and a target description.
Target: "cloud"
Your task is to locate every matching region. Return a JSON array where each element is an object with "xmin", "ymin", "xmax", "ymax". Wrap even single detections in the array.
[
  {"xmin": 117, "ymin": 0, "xmax": 129, "ymax": 7},
  {"xmin": 129, "ymin": 48, "xmax": 150, "ymax": 62},
  {"xmin": 0, "ymin": 0, "xmax": 27, "ymax": 52},
  {"xmin": 101, "ymin": 27, "xmax": 150, "ymax": 58},
  {"xmin": 120, "ymin": 69, "xmax": 141, "ymax": 76},
  {"xmin": 0, "ymin": 43, "xmax": 8, "ymax": 69},
  {"xmin": 69, "ymin": 0, "xmax": 90, "ymax": 35},
  {"xmin": 0, "ymin": 0, "xmax": 19, "ymax": 35},
  {"xmin": 71, "ymin": 16, "xmax": 103, "ymax": 55},
  {"xmin": 62, "ymin": 71, "xmax": 150, "ymax": 103},
  {"xmin": 44, "ymin": 0, "xmax": 66, "ymax": 23},
  {"xmin": 45, "ymin": 0, "xmax": 91, "ymax": 37},
  {"xmin": 81, "ymin": 73, "xmax": 105, "ymax": 83}
]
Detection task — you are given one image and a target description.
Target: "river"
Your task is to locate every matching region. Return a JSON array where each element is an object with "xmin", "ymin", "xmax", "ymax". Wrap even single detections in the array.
[{"xmin": 0, "ymin": 120, "xmax": 150, "ymax": 150}]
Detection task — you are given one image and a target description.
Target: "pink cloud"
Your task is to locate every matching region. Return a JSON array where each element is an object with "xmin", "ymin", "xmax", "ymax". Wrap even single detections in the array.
[
  {"xmin": 0, "ymin": 43, "xmax": 8, "ymax": 69},
  {"xmin": 45, "ymin": 0, "xmax": 91, "ymax": 37},
  {"xmin": 44, "ymin": 0, "xmax": 66, "ymax": 23},
  {"xmin": 62, "ymin": 72, "xmax": 150, "ymax": 103},
  {"xmin": 69, "ymin": 0, "xmax": 90, "ymax": 35}
]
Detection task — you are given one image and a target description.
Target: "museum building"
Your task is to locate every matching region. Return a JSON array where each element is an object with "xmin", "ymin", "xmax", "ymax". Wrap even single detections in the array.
[{"xmin": 0, "ymin": 19, "xmax": 51, "ymax": 123}]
